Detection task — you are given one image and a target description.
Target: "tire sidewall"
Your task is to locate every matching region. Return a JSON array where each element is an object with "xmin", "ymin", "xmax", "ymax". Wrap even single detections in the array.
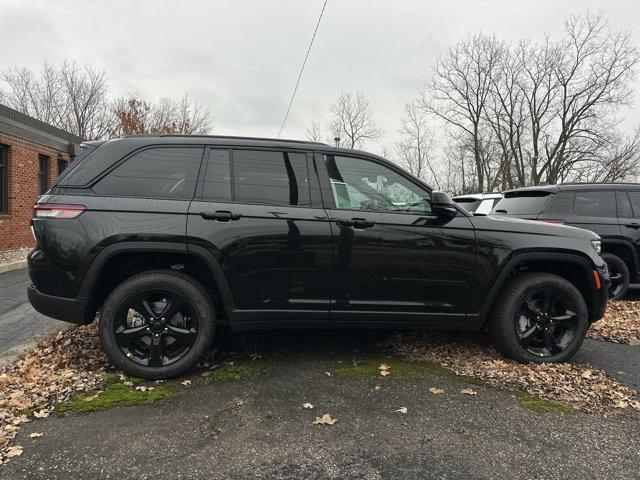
[
  {"xmin": 601, "ymin": 253, "xmax": 629, "ymax": 301},
  {"xmin": 497, "ymin": 275, "xmax": 589, "ymax": 363},
  {"xmin": 99, "ymin": 271, "xmax": 214, "ymax": 379}
]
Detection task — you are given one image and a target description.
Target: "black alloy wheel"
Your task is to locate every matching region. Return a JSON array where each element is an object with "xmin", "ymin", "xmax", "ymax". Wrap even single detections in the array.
[
  {"xmin": 601, "ymin": 253, "xmax": 629, "ymax": 301},
  {"xmin": 114, "ymin": 289, "xmax": 198, "ymax": 367},
  {"xmin": 514, "ymin": 288, "xmax": 579, "ymax": 358}
]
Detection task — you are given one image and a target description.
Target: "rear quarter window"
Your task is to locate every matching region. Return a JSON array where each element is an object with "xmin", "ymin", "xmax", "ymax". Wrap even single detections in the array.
[
  {"xmin": 92, "ymin": 146, "xmax": 203, "ymax": 200},
  {"xmin": 493, "ymin": 192, "xmax": 552, "ymax": 215},
  {"xmin": 572, "ymin": 190, "xmax": 616, "ymax": 217}
]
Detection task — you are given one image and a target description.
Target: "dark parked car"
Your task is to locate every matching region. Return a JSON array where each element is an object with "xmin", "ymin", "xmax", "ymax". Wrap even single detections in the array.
[
  {"xmin": 494, "ymin": 183, "xmax": 639, "ymax": 300},
  {"xmin": 28, "ymin": 136, "xmax": 608, "ymax": 378}
]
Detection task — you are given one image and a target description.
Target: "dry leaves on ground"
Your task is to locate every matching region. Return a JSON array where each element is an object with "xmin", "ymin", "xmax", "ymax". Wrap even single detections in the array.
[
  {"xmin": 379, "ymin": 363, "xmax": 391, "ymax": 377},
  {"xmin": 429, "ymin": 387, "xmax": 444, "ymax": 394},
  {"xmin": 460, "ymin": 388, "xmax": 478, "ymax": 396},
  {"xmin": 391, "ymin": 332, "xmax": 640, "ymax": 414},
  {"xmin": 587, "ymin": 301, "xmax": 640, "ymax": 345},
  {"xmin": 0, "ymin": 324, "xmax": 107, "ymax": 465},
  {"xmin": 302, "ymin": 403, "xmax": 314, "ymax": 409},
  {"xmin": 395, "ymin": 407, "xmax": 408, "ymax": 414},
  {"xmin": 0, "ymin": 247, "xmax": 30, "ymax": 267},
  {"xmin": 313, "ymin": 413, "xmax": 337, "ymax": 425}
]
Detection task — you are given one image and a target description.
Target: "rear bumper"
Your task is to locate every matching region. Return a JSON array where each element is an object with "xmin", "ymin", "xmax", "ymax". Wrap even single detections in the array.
[{"xmin": 27, "ymin": 286, "xmax": 91, "ymax": 325}]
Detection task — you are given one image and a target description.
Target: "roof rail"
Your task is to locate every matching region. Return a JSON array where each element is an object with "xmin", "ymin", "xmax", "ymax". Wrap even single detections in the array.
[{"xmin": 123, "ymin": 133, "xmax": 328, "ymax": 146}]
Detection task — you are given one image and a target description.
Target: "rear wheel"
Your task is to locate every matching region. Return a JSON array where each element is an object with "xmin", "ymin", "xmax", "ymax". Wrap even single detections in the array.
[
  {"xmin": 601, "ymin": 253, "xmax": 629, "ymax": 300},
  {"xmin": 99, "ymin": 270, "xmax": 215, "ymax": 379},
  {"xmin": 490, "ymin": 272, "xmax": 588, "ymax": 363}
]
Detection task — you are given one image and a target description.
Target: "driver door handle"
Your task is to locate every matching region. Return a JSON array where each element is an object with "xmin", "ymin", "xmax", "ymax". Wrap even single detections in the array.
[
  {"xmin": 624, "ymin": 222, "xmax": 640, "ymax": 229},
  {"xmin": 200, "ymin": 210, "xmax": 242, "ymax": 222},
  {"xmin": 336, "ymin": 218, "xmax": 375, "ymax": 229}
]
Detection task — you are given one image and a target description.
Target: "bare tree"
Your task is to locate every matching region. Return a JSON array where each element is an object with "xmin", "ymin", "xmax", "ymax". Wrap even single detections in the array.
[
  {"xmin": 421, "ymin": 34, "xmax": 505, "ymax": 191},
  {"xmin": 395, "ymin": 101, "xmax": 438, "ymax": 185},
  {"xmin": 305, "ymin": 121, "xmax": 324, "ymax": 142},
  {"xmin": 109, "ymin": 95, "xmax": 212, "ymax": 137},
  {"xmin": 329, "ymin": 91, "xmax": 382, "ymax": 149}
]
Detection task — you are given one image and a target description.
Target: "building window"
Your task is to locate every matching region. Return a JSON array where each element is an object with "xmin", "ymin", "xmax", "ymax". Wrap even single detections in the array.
[
  {"xmin": 0, "ymin": 144, "xmax": 8, "ymax": 213},
  {"xmin": 57, "ymin": 156, "xmax": 67, "ymax": 176},
  {"xmin": 38, "ymin": 155, "xmax": 50, "ymax": 195}
]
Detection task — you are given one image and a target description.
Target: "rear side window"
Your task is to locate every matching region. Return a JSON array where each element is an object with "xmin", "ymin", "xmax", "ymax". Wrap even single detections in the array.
[
  {"xmin": 232, "ymin": 150, "xmax": 310, "ymax": 207},
  {"xmin": 493, "ymin": 192, "xmax": 551, "ymax": 215},
  {"xmin": 617, "ymin": 191, "xmax": 634, "ymax": 217},
  {"xmin": 625, "ymin": 191, "xmax": 640, "ymax": 218},
  {"xmin": 476, "ymin": 199, "xmax": 495, "ymax": 214},
  {"xmin": 572, "ymin": 191, "xmax": 616, "ymax": 217},
  {"xmin": 93, "ymin": 147, "xmax": 203, "ymax": 199}
]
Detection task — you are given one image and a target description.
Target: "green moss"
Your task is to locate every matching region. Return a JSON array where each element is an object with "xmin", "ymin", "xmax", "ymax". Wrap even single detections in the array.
[
  {"xmin": 206, "ymin": 360, "xmax": 267, "ymax": 382},
  {"xmin": 17, "ymin": 407, "xmax": 35, "ymax": 418},
  {"xmin": 510, "ymin": 390, "xmax": 572, "ymax": 415},
  {"xmin": 56, "ymin": 382, "xmax": 174, "ymax": 414},
  {"xmin": 332, "ymin": 359, "xmax": 487, "ymax": 386}
]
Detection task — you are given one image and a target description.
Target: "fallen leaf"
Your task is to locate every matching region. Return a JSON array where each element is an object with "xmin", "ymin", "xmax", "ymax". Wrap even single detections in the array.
[
  {"xmin": 313, "ymin": 413, "xmax": 337, "ymax": 425},
  {"xmin": 379, "ymin": 363, "xmax": 391, "ymax": 371},
  {"xmin": 460, "ymin": 388, "xmax": 478, "ymax": 396},
  {"xmin": 29, "ymin": 432, "xmax": 43, "ymax": 438},
  {"xmin": 303, "ymin": 403, "xmax": 314, "ymax": 409},
  {"xmin": 6, "ymin": 446, "xmax": 23, "ymax": 457},
  {"xmin": 84, "ymin": 395, "xmax": 98, "ymax": 402},
  {"xmin": 581, "ymin": 370, "xmax": 593, "ymax": 379},
  {"xmin": 235, "ymin": 399, "xmax": 244, "ymax": 406},
  {"xmin": 372, "ymin": 385, "xmax": 381, "ymax": 391},
  {"xmin": 396, "ymin": 406, "xmax": 408, "ymax": 414},
  {"xmin": 616, "ymin": 400, "xmax": 629, "ymax": 409},
  {"xmin": 33, "ymin": 410, "xmax": 49, "ymax": 418},
  {"xmin": 123, "ymin": 381, "xmax": 134, "ymax": 387},
  {"xmin": 380, "ymin": 370, "xmax": 391, "ymax": 377},
  {"xmin": 181, "ymin": 380, "xmax": 192, "ymax": 386},
  {"xmin": 324, "ymin": 372, "xmax": 331, "ymax": 377},
  {"xmin": 429, "ymin": 387, "xmax": 444, "ymax": 394},
  {"xmin": 249, "ymin": 353, "xmax": 262, "ymax": 361}
]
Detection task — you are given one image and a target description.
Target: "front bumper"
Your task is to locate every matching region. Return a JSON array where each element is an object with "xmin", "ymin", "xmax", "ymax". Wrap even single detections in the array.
[
  {"xmin": 27, "ymin": 286, "xmax": 91, "ymax": 325},
  {"xmin": 591, "ymin": 264, "xmax": 609, "ymax": 323}
]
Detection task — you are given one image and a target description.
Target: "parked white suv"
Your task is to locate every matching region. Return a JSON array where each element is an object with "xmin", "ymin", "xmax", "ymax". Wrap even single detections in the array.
[{"xmin": 453, "ymin": 193, "xmax": 503, "ymax": 214}]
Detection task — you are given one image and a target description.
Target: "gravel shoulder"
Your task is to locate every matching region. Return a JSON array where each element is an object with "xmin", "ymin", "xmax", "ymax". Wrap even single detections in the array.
[{"xmin": 2, "ymin": 331, "xmax": 639, "ymax": 480}]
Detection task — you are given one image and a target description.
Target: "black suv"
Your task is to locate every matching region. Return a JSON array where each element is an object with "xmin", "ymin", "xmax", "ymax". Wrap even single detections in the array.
[
  {"xmin": 28, "ymin": 136, "xmax": 608, "ymax": 378},
  {"xmin": 495, "ymin": 183, "xmax": 640, "ymax": 300}
]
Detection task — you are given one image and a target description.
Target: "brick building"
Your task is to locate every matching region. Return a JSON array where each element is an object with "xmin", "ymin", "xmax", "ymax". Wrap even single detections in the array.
[{"xmin": 0, "ymin": 104, "xmax": 82, "ymax": 252}]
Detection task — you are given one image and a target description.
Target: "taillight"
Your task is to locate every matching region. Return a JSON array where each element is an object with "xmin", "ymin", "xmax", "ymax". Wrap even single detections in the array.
[
  {"xmin": 33, "ymin": 205, "xmax": 86, "ymax": 219},
  {"xmin": 537, "ymin": 219, "xmax": 566, "ymax": 225}
]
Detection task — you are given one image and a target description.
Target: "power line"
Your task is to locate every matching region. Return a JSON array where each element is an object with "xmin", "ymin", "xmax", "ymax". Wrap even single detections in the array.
[{"xmin": 277, "ymin": 0, "xmax": 327, "ymax": 138}]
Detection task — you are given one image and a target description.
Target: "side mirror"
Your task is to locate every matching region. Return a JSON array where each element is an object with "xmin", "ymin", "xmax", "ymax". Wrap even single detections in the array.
[{"xmin": 431, "ymin": 191, "xmax": 458, "ymax": 218}]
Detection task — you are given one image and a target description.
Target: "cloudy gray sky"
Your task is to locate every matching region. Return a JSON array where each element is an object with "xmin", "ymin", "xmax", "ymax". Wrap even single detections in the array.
[{"xmin": 1, "ymin": 0, "xmax": 639, "ymax": 152}]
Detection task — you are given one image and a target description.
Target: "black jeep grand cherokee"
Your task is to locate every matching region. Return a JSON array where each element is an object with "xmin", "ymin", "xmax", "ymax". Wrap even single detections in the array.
[{"xmin": 28, "ymin": 135, "xmax": 608, "ymax": 379}]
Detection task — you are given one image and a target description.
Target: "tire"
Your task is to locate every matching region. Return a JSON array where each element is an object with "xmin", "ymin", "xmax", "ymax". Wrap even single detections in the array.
[
  {"xmin": 99, "ymin": 270, "xmax": 215, "ymax": 379},
  {"xmin": 601, "ymin": 253, "xmax": 629, "ymax": 301},
  {"xmin": 489, "ymin": 272, "xmax": 589, "ymax": 364}
]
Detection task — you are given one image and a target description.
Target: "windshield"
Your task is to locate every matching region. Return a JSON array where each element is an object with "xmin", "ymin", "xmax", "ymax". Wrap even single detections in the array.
[{"xmin": 493, "ymin": 192, "xmax": 552, "ymax": 215}]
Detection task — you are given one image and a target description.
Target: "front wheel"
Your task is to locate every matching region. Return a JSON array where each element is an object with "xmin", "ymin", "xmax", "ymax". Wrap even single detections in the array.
[
  {"xmin": 99, "ymin": 270, "xmax": 215, "ymax": 379},
  {"xmin": 490, "ymin": 272, "xmax": 588, "ymax": 363}
]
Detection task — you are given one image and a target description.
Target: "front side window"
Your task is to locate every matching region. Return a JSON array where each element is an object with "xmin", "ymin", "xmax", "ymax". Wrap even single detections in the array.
[
  {"xmin": 38, "ymin": 154, "xmax": 50, "ymax": 195},
  {"xmin": 0, "ymin": 145, "xmax": 8, "ymax": 213},
  {"xmin": 232, "ymin": 150, "xmax": 310, "ymax": 206},
  {"xmin": 572, "ymin": 191, "xmax": 616, "ymax": 217},
  {"xmin": 324, "ymin": 155, "xmax": 431, "ymax": 214},
  {"xmin": 202, "ymin": 149, "xmax": 232, "ymax": 201},
  {"xmin": 93, "ymin": 147, "xmax": 203, "ymax": 199},
  {"xmin": 494, "ymin": 192, "xmax": 551, "ymax": 215}
]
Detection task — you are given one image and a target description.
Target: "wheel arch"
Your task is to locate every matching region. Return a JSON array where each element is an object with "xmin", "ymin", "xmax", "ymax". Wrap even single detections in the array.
[
  {"xmin": 477, "ymin": 252, "xmax": 598, "ymax": 326},
  {"xmin": 80, "ymin": 242, "xmax": 236, "ymax": 323},
  {"xmin": 601, "ymin": 239, "xmax": 637, "ymax": 282}
]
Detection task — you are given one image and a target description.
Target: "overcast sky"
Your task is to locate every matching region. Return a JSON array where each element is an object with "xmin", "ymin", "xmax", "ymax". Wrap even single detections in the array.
[{"xmin": 1, "ymin": 0, "xmax": 639, "ymax": 152}]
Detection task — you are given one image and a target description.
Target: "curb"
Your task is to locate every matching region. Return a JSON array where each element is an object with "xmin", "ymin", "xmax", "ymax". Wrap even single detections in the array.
[{"xmin": 0, "ymin": 259, "xmax": 27, "ymax": 274}]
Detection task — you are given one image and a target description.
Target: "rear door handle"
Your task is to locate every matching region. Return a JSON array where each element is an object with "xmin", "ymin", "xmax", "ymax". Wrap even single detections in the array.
[
  {"xmin": 624, "ymin": 222, "xmax": 640, "ymax": 229},
  {"xmin": 336, "ymin": 218, "xmax": 375, "ymax": 229},
  {"xmin": 200, "ymin": 210, "xmax": 242, "ymax": 222}
]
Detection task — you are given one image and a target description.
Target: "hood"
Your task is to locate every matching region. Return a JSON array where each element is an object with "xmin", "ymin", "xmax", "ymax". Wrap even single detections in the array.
[{"xmin": 469, "ymin": 214, "xmax": 600, "ymax": 241}]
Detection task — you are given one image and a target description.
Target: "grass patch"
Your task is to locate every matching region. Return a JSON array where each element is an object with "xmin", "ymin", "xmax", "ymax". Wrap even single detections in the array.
[
  {"xmin": 55, "ymin": 382, "xmax": 174, "ymax": 414},
  {"xmin": 17, "ymin": 407, "xmax": 35, "ymax": 418},
  {"xmin": 332, "ymin": 359, "xmax": 487, "ymax": 386},
  {"xmin": 206, "ymin": 360, "xmax": 268, "ymax": 382},
  {"xmin": 510, "ymin": 390, "xmax": 572, "ymax": 415}
]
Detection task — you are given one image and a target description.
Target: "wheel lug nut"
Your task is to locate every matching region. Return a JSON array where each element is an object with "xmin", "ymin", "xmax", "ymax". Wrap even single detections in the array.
[
  {"xmin": 154, "ymin": 334, "xmax": 159, "ymax": 338},
  {"xmin": 145, "ymin": 328, "xmax": 150, "ymax": 332},
  {"xmin": 164, "ymin": 328, "xmax": 168, "ymax": 332}
]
